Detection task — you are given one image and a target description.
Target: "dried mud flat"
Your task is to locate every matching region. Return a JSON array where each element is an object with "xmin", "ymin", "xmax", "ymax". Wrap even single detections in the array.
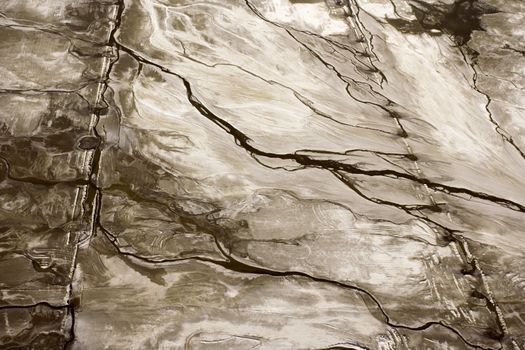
[{"xmin": 0, "ymin": 0, "xmax": 524, "ymax": 349}]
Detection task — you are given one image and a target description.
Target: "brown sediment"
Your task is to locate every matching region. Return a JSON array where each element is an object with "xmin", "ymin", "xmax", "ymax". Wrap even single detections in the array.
[{"xmin": 1, "ymin": 0, "xmax": 524, "ymax": 349}]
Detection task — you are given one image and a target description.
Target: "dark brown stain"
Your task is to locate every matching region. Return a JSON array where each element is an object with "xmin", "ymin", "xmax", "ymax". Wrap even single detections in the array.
[
  {"xmin": 388, "ymin": 0, "xmax": 498, "ymax": 44},
  {"xmin": 78, "ymin": 135, "xmax": 101, "ymax": 150}
]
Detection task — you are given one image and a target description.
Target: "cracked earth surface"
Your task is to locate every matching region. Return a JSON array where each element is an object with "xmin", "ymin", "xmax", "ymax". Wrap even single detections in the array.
[{"xmin": 0, "ymin": 0, "xmax": 524, "ymax": 349}]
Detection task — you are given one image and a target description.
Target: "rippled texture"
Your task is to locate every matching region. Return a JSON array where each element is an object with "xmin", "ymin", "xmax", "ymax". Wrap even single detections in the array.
[{"xmin": 0, "ymin": 0, "xmax": 524, "ymax": 349}]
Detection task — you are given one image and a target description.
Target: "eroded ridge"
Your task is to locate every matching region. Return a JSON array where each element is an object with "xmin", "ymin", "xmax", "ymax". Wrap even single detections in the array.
[{"xmin": 0, "ymin": 0, "xmax": 119, "ymax": 348}]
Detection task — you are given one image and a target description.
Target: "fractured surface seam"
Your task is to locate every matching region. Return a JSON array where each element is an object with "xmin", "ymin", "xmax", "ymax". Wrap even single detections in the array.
[
  {"xmin": 63, "ymin": 2, "xmax": 124, "ymax": 348},
  {"xmin": 344, "ymin": 0, "xmax": 386, "ymax": 86}
]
